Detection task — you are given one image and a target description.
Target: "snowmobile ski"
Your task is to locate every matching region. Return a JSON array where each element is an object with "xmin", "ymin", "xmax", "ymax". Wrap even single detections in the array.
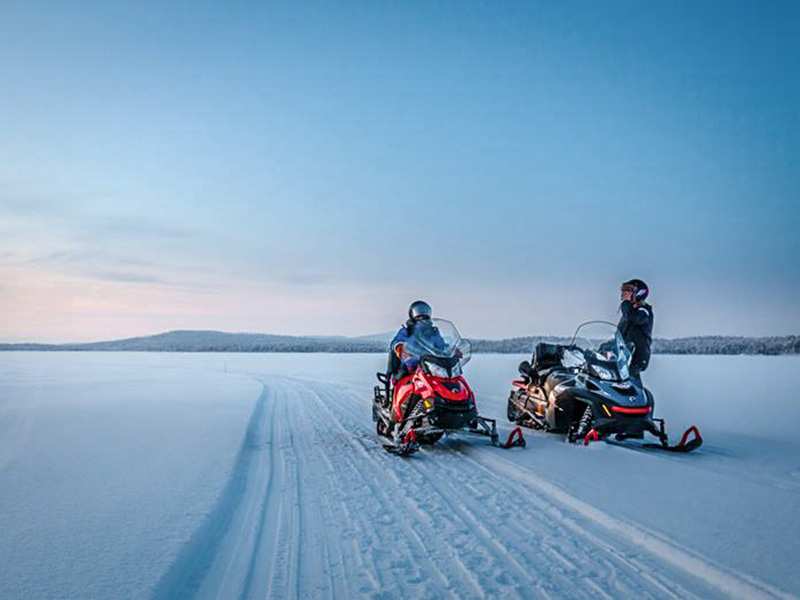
[
  {"xmin": 643, "ymin": 424, "xmax": 703, "ymax": 453},
  {"xmin": 384, "ymin": 429, "xmax": 420, "ymax": 457},
  {"xmin": 589, "ymin": 424, "xmax": 703, "ymax": 454}
]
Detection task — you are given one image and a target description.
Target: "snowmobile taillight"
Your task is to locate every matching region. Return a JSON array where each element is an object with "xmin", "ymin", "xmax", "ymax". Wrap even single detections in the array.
[{"xmin": 610, "ymin": 406, "xmax": 651, "ymax": 415}]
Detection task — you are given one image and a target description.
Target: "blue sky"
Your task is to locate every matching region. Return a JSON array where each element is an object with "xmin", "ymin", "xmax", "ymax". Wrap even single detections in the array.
[{"xmin": 1, "ymin": 1, "xmax": 798, "ymax": 342}]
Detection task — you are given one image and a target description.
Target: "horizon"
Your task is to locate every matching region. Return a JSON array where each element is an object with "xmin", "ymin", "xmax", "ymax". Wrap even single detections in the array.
[
  {"xmin": 3, "ymin": 325, "xmax": 798, "ymax": 348},
  {"xmin": 2, "ymin": 1, "xmax": 798, "ymax": 343}
]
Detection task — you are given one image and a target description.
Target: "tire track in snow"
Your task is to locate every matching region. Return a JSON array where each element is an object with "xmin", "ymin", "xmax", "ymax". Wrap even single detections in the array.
[
  {"xmin": 261, "ymin": 385, "xmax": 304, "ymax": 600},
  {"xmin": 309, "ymin": 381, "xmax": 660, "ymax": 599},
  {"xmin": 158, "ymin": 373, "xmax": 794, "ymax": 600},
  {"xmin": 289, "ymin": 384, "xmax": 353, "ymax": 598},
  {"xmin": 436, "ymin": 442, "xmax": 693, "ymax": 599},
  {"xmin": 298, "ymin": 383, "xmax": 408, "ymax": 595},
  {"xmin": 305, "ymin": 379, "xmax": 719, "ymax": 599},
  {"xmin": 304, "ymin": 383, "xmax": 471, "ymax": 598},
  {"xmin": 315, "ymin": 383, "xmax": 595, "ymax": 597},
  {"xmin": 343, "ymin": 387, "xmax": 685, "ymax": 598},
  {"xmin": 218, "ymin": 383, "xmax": 280, "ymax": 599},
  {"xmin": 152, "ymin": 385, "xmax": 273, "ymax": 600},
  {"xmin": 478, "ymin": 449, "xmax": 797, "ymax": 600},
  {"xmin": 237, "ymin": 384, "xmax": 287, "ymax": 600},
  {"xmin": 322, "ymin": 379, "xmax": 799, "ymax": 599}
]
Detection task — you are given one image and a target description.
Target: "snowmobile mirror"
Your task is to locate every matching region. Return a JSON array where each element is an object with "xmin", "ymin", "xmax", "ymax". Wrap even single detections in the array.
[{"xmin": 518, "ymin": 361, "xmax": 532, "ymax": 377}]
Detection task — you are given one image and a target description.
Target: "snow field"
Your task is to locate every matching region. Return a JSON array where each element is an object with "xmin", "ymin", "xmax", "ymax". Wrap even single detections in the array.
[{"xmin": 1, "ymin": 352, "xmax": 798, "ymax": 599}]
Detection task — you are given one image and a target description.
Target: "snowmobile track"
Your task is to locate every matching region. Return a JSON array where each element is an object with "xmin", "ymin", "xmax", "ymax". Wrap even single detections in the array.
[{"xmin": 152, "ymin": 375, "xmax": 797, "ymax": 600}]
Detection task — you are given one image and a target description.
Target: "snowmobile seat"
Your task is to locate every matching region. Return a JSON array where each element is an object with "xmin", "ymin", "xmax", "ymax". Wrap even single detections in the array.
[{"xmin": 531, "ymin": 343, "xmax": 564, "ymax": 382}]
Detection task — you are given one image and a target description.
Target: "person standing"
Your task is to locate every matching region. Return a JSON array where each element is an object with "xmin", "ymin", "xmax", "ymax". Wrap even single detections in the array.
[{"xmin": 618, "ymin": 279, "xmax": 654, "ymax": 385}]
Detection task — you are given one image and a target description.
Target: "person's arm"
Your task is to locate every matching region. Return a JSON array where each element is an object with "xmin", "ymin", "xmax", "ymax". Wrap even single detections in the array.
[
  {"xmin": 619, "ymin": 300, "xmax": 649, "ymax": 328},
  {"xmin": 390, "ymin": 327, "xmax": 408, "ymax": 357}
]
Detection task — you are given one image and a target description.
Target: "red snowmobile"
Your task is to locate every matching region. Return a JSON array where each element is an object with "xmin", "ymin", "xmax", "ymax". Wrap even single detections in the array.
[{"xmin": 373, "ymin": 318, "xmax": 524, "ymax": 456}]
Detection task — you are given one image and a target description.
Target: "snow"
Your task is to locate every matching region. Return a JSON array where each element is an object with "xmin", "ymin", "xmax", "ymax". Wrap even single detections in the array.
[{"xmin": 0, "ymin": 352, "xmax": 798, "ymax": 599}]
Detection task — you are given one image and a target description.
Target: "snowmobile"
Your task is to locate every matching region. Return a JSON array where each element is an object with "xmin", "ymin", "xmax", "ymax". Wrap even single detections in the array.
[
  {"xmin": 373, "ymin": 318, "xmax": 525, "ymax": 456},
  {"xmin": 506, "ymin": 321, "xmax": 702, "ymax": 453}
]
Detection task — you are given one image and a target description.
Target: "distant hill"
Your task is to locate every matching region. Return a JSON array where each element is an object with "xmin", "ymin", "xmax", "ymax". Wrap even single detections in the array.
[
  {"xmin": 1, "ymin": 330, "xmax": 798, "ymax": 355},
  {"xmin": 0, "ymin": 330, "xmax": 385, "ymax": 353}
]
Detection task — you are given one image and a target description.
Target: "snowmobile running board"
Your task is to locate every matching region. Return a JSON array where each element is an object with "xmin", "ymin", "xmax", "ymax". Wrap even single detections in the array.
[{"xmin": 583, "ymin": 424, "xmax": 703, "ymax": 454}]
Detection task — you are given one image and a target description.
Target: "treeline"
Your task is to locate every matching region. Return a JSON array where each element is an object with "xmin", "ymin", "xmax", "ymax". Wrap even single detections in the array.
[
  {"xmin": 475, "ymin": 336, "xmax": 800, "ymax": 355},
  {"xmin": 474, "ymin": 335, "xmax": 800, "ymax": 355},
  {"xmin": 1, "ymin": 331, "xmax": 799, "ymax": 355},
  {"xmin": 653, "ymin": 336, "xmax": 800, "ymax": 356}
]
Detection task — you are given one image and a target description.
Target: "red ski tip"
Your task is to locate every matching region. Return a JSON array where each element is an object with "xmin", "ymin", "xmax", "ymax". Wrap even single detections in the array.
[
  {"xmin": 677, "ymin": 425, "xmax": 702, "ymax": 449},
  {"xmin": 502, "ymin": 426, "xmax": 526, "ymax": 449},
  {"xmin": 583, "ymin": 429, "xmax": 599, "ymax": 446},
  {"xmin": 403, "ymin": 429, "xmax": 417, "ymax": 445}
]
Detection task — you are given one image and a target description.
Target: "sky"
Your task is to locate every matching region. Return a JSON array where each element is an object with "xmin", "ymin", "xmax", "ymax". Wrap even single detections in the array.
[{"xmin": 1, "ymin": 0, "xmax": 798, "ymax": 342}]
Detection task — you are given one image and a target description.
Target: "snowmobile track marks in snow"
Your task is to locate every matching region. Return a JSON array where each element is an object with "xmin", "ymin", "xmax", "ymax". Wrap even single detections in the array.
[
  {"xmin": 480, "ymin": 451, "xmax": 796, "ymax": 600},
  {"xmin": 155, "ymin": 375, "xmax": 796, "ymax": 600},
  {"xmin": 152, "ymin": 383, "xmax": 275, "ymax": 600},
  {"xmin": 415, "ymin": 441, "xmax": 690, "ymax": 599},
  {"xmin": 305, "ymin": 380, "xmax": 682, "ymax": 598},
  {"xmin": 305, "ymin": 383, "xmax": 479, "ymax": 596}
]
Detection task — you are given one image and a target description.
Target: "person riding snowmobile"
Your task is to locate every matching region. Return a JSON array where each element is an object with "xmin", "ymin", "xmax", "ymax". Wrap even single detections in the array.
[
  {"xmin": 617, "ymin": 279, "xmax": 654, "ymax": 385},
  {"xmin": 387, "ymin": 300, "xmax": 445, "ymax": 381},
  {"xmin": 385, "ymin": 301, "xmax": 452, "ymax": 432}
]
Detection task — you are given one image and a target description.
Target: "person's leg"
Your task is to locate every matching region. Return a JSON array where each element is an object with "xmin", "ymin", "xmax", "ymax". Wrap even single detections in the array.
[
  {"xmin": 387, "ymin": 351, "xmax": 400, "ymax": 377},
  {"xmin": 629, "ymin": 366, "xmax": 642, "ymax": 387}
]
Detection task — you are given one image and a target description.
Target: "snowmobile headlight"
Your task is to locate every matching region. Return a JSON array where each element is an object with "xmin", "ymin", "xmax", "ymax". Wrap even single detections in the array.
[
  {"xmin": 425, "ymin": 360, "xmax": 449, "ymax": 379},
  {"xmin": 592, "ymin": 365, "xmax": 614, "ymax": 381}
]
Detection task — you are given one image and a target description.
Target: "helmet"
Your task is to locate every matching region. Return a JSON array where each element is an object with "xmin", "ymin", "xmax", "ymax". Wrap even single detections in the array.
[
  {"xmin": 408, "ymin": 300, "xmax": 432, "ymax": 321},
  {"xmin": 621, "ymin": 279, "xmax": 649, "ymax": 302}
]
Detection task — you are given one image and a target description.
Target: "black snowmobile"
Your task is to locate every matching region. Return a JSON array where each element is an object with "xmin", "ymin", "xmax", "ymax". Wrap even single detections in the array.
[{"xmin": 507, "ymin": 321, "xmax": 702, "ymax": 453}]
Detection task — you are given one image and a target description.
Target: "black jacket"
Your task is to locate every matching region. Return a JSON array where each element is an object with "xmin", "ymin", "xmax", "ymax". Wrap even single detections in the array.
[{"xmin": 617, "ymin": 301, "xmax": 654, "ymax": 371}]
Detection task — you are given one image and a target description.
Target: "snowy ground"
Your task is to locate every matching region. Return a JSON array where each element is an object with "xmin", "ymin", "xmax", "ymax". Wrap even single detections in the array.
[{"xmin": 0, "ymin": 352, "xmax": 798, "ymax": 599}]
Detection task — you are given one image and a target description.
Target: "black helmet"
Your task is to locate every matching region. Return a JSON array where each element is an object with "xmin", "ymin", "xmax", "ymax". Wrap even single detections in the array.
[
  {"xmin": 622, "ymin": 279, "xmax": 649, "ymax": 302},
  {"xmin": 408, "ymin": 300, "xmax": 432, "ymax": 321}
]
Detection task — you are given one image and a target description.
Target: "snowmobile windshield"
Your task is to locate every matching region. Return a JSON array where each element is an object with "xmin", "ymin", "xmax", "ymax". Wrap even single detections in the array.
[
  {"xmin": 570, "ymin": 321, "xmax": 633, "ymax": 381},
  {"xmin": 401, "ymin": 318, "xmax": 472, "ymax": 371}
]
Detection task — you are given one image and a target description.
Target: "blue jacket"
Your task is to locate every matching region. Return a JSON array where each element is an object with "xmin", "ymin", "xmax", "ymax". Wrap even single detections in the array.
[{"xmin": 389, "ymin": 319, "xmax": 446, "ymax": 374}]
